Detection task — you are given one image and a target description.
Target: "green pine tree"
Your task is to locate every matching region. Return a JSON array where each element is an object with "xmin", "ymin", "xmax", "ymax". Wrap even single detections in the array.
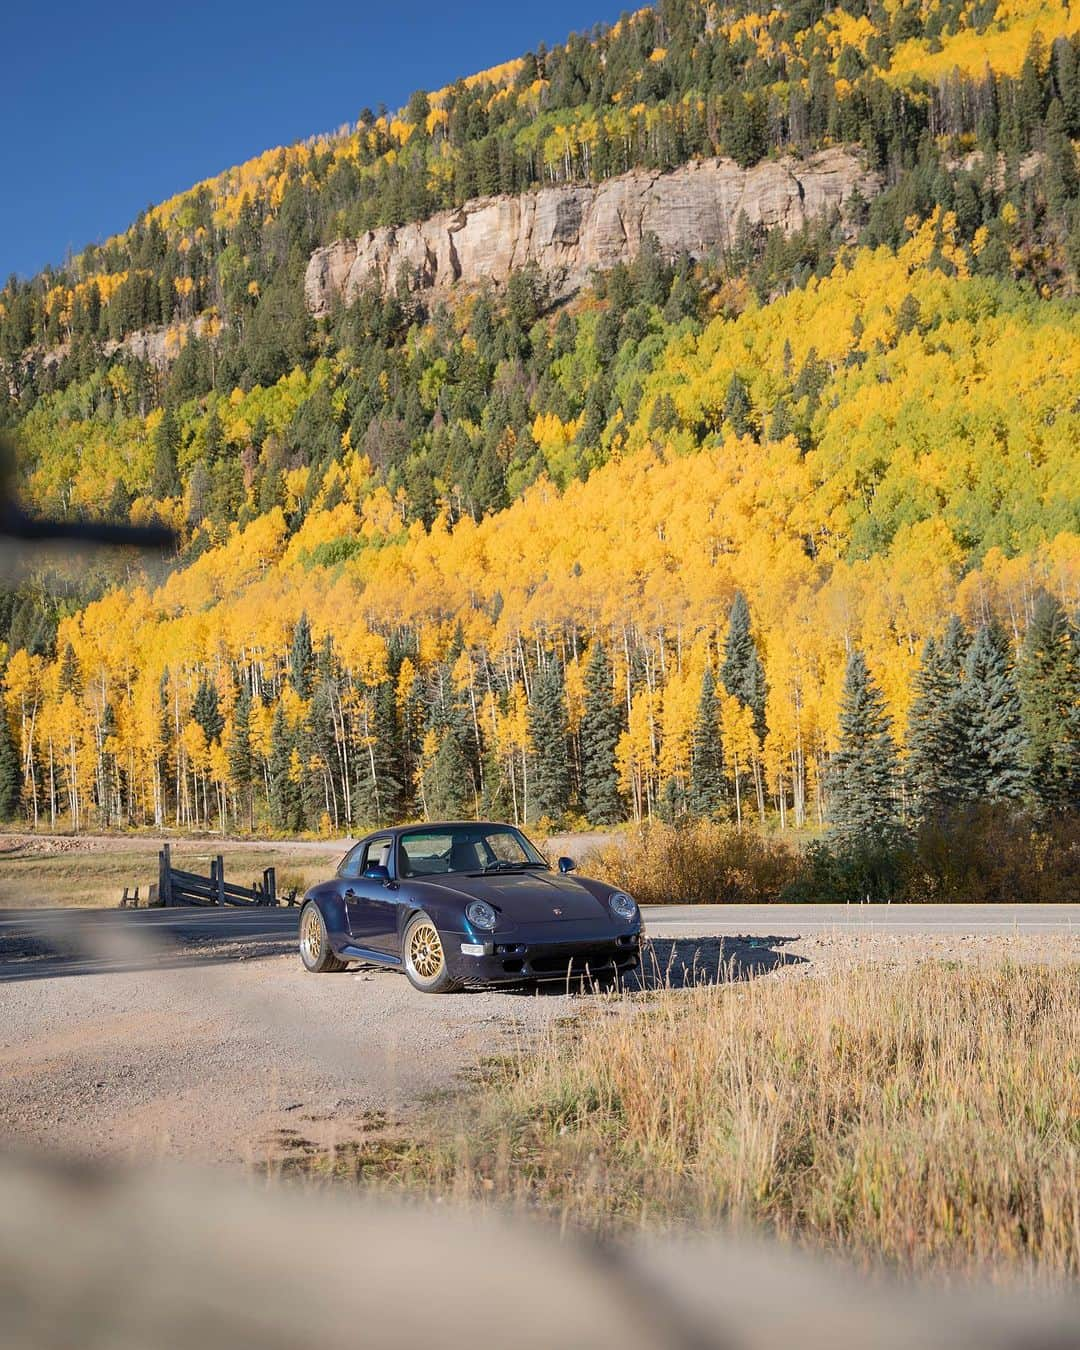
[
  {"xmin": 1019, "ymin": 591, "xmax": 1080, "ymax": 810},
  {"xmin": 689, "ymin": 665, "xmax": 724, "ymax": 817},
  {"xmin": 268, "ymin": 706, "xmax": 302, "ymax": 832},
  {"xmin": 58, "ymin": 642, "xmax": 82, "ymax": 698},
  {"xmin": 422, "ymin": 728, "xmax": 472, "ymax": 820},
  {"xmin": 227, "ymin": 684, "xmax": 254, "ymax": 830},
  {"xmin": 356, "ymin": 681, "xmax": 405, "ymax": 825},
  {"xmin": 723, "ymin": 373, "xmax": 752, "ymax": 437},
  {"xmin": 721, "ymin": 591, "xmax": 767, "ymax": 741},
  {"xmin": 151, "ymin": 404, "xmax": 181, "ymax": 499},
  {"xmin": 962, "ymin": 621, "xmax": 1029, "ymax": 802},
  {"xmin": 0, "ymin": 708, "xmax": 22, "ymax": 820},
  {"xmin": 528, "ymin": 659, "xmax": 571, "ymax": 823},
  {"xmin": 905, "ymin": 634, "xmax": 977, "ymax": 818},
  {"xmin": 290, "ymin": 613, "xmax": 314, "ymax": 699},
  {"xmin": 192, "ymin": 678, "xmax": 224, "ymax": 744},
  {"xmin": 580, "ymin": 640, "xmax": 623, "ymax": 824},
  {"xmin": 829, "ymin": 649, "xmax": 900, "ymax": 844}
]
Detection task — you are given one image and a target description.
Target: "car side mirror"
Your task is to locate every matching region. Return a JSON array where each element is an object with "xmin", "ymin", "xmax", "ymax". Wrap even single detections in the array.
[
  {"xmin": 557, "ymin": 856, "xmax": 576, "ymax": 874},
  {"xmin": 363, "ymin": 864, "xmax": 390, "ymax": 882}
]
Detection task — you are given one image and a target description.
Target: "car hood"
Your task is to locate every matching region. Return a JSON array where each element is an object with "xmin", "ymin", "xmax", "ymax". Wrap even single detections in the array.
[{"xmin": 410, "ymin": 870, "xmax": 608, "ymax": 924}]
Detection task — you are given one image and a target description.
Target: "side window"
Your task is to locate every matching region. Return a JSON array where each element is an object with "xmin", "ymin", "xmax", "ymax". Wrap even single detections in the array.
[
  {"xmin": 338, "ymin": 842, "xmax": 366, "ymax": 880},
  {"xmin": 362, "ymin": 838, "xmax": 393, "ymax": 875}
]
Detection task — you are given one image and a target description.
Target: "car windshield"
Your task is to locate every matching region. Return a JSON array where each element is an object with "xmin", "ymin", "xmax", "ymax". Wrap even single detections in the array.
[{"xmin": 397, "ymin": 826, "xmax": 547, "ymax": 877}]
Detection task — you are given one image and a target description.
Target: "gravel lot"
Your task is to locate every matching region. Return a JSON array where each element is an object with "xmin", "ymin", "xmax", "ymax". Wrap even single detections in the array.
[{"xmin": 0, "ymin": 913, "xmax": 1076, "ymax": 1168}]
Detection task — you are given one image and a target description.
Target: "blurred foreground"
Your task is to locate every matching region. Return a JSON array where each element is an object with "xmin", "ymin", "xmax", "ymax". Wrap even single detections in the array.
[{"xmin": 1, "ymin": 1150, "xmax": 1078, "ymax": 1350}]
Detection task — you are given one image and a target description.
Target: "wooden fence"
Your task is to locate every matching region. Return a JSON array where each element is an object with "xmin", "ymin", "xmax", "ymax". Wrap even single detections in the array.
[{"xmin": 158, "ymin": 843, "xmax": 278, "ymax": 907}]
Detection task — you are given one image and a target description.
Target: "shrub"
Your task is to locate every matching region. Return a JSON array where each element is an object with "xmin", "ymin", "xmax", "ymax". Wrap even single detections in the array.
[
  {"xmin": 582, "ymin": 809, "xmax": 1080, "ymax": 904},
  {"xmin": 581, "ymin": 819, "xmax": 800, "ymax": 904}
]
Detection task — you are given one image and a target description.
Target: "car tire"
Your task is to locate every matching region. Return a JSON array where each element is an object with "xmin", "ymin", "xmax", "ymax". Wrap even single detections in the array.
[
  {"xmin": 402, "ymin": 912, "xmax": 459, "ymax": 994},
  {"xmin": 299, "ymin": 902, "xmax": 347, "ymax": 973}
]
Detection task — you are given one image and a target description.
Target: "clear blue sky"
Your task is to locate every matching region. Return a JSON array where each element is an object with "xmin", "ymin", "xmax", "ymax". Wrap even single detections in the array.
[{"xmin": 2, "ymin": 0, "xmax": 628, "ymax": 281}]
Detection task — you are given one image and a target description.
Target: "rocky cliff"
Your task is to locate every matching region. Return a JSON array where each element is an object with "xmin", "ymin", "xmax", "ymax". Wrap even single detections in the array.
[{"xmin": 305, "ymin": 148, "xmax": 878, "ymax": 315}]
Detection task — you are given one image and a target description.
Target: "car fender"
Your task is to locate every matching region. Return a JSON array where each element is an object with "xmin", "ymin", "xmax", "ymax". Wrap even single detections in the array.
[{"xmin": 302, "ymin": 883, "xmax": 350, "ymax": 955}]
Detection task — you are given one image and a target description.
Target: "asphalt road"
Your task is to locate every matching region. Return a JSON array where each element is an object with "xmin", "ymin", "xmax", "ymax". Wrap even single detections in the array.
[{"xmin": 0, "ymin": 901, "xmax": 1077, "ymax": 984}]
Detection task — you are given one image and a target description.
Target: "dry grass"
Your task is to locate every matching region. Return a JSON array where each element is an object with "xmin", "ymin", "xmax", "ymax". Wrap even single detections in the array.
[
  {"xmin": 0, "ymin": 836, "xmax": 340, "ymax": 909},
  {"xmin": 400, "ymin": 958, "xmax": 1080, "ymax": 1284}
]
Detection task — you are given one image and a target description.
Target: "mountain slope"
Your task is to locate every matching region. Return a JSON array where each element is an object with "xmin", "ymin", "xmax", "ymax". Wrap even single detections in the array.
[{"xmin": 0, "ymin": 0, "xmax": 1078, "ymax": 835}]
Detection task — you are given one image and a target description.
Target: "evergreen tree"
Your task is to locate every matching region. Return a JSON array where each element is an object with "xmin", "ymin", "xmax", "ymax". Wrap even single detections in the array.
[
  {"xmin": 422, "ymin": 728, "xmax": 471, "ymax": 820},
  {"xmin": 528, "ymin": 659, "xmax": 571, "ymax": 822},
  {"xmin": 906, "ymin": 634, "xmax": 974, "ymax": 818},
  {"xmin": 290, "ymin": 613, "xmax": 314, "ymax": 698},
  {"xmin": 962, "ymin": 621, "xmax": 1028, "ymax": 802},
  {"xmin": 721, "ymin": 591, "xmax": 767, "ymax": 740},
  {"xmin": 192, "ymin": 678, "xmax": 224, "ymax": 744},
  {"xmin": 356, "ymin": 681, "xmax": 405, "ymax": 825},
  {"xmin": 1019, "ymin": 591, "xmax": 1080, "ymax": 810},
  {"xmin": 723, "ymin": 372, "xmax": 753, "ymax": 438},
  {"xmin": 151, "ymin": 404, "xmax": 181, "ymax": 499},
  {"xmin": 268, "ymin": 706, "xmax": 302, "ymax": 832},
  {"xmin": 939, "ymin": 613, "xmax": 970, "ymax": 675},
  {"xmin": 689, "ymin": 665, "xmax": 724, "ymax": 816},
  {"xmin": 580, "ymin": 639, "xmax": 623, "ymax": 824},
  {"xmin": 829, "ymin": 649, "xmax": 900, "ymax": 843},
  {"xmin": 58, "ymin": 642, "xmax": 82, "ymax": 698},
  {"xmin": 227, "ymin": 684, "xmax": 254, "ymax": 830},
  {"xmin": 0, "ymin": 709, "xmax": 22, "ymax": 820},
  {"xmin": 304, "ymin": 677, "xmax": 340, "ymax": 828}
]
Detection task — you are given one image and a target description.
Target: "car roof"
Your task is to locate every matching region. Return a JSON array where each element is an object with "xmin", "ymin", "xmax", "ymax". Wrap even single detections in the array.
[{"xmin": 355, "ymin": 821, "xmax": 520, "ymax": 842}]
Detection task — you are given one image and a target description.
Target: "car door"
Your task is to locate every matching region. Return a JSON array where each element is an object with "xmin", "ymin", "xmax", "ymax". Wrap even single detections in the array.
[{"xmin": 343, "ymin": 836, "xmax": 397, "ymax": 951}]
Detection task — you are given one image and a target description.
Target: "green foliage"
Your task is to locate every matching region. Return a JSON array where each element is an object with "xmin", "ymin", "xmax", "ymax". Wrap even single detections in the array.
[
  {"xmin": 290, "ymin": 613, "xmax": 314, "ymax": 698},
  {"xmin": 689, "ymin": 666, "xmax": 724, "ymax": 818},
  {"xmin": 0, "ymin": 708, "xmax": 22, "ymax": 820},
  {"xmin": 581, "ymin": 640, "xmax": 623, "ymax": 825},
  {"xmin": 962, "ymin": 621, "xmax": 1029, "ymax": 803},
  {"xmin": 192, "ymin": 678, "xmax": 223, "ymax": 744},
  {"xmin": 1019, "ymin": 591, "xmax": 1080, "ymax": 810},
  {"xmin": 528, "ymin": 659, "xmax": 571, "ymax": 823},
  {"xmin": 720, "ymin": 592, "xmax": 767, "ymax": 742},
  {"xmin": 422, "ymin": 728, "xmax": 472, "ymax": 820},
  {"xmin": 268, "ymin": 706, "xmax": 302, "ymax": 832},
  {"xmin": 151, "ymin": 405, "xmax": 181, "ymax": 499},
  {"xmin": 828, "ymin": 649, "xmax": 900, "ymax": 844}
]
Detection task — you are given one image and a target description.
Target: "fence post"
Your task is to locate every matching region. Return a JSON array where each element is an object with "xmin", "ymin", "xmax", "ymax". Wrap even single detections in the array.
[
  {"xmin": 160, "ymin": 844, "xmax": 172, "ymax": 908},
  {"xmin": 264, "ymin": 867, "xmax": 276, "ymax": 907},
  {"xmin": 215, "ymin": 855, "xmax": 226, "ymax": 907}
]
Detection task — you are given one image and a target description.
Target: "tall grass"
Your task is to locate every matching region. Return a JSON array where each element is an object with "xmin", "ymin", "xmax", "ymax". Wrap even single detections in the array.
[{"xmin": 415, "ymin": 958, "xmax": 1080, "ymax": 1283}]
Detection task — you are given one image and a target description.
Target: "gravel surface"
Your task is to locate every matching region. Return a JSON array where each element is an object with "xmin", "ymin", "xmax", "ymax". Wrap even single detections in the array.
[{"xmin": 1, "ymin": 915, "xmax": 1075, "ymax": 1168}]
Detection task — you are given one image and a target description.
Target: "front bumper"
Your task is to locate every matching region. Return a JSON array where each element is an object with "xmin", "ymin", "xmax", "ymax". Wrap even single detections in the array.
[{"xmin": 446, "ymin": 924, "xmax": 642, "ymax": 985}]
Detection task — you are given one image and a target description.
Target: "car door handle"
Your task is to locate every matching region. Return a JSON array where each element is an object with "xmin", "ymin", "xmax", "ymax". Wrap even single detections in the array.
[{"xmin": 344, "ymin": 888, "xmax": 357, "ymax": 899}]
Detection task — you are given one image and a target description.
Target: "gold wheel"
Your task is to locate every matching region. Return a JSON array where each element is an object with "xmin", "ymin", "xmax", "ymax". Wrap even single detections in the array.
[
  {"xmin": 302, "ymin": 906, "xmax": 322, "ymax": 963},
  {"xmin": 408, "ymin": 921, "xmax": 445, "ymax": 980}
]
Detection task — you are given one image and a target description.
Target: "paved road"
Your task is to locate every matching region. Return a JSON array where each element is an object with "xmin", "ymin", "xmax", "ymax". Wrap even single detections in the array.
[
  {"xmin": 643, "ymin": 903, "xmax": 1080, "ymax": 935},
  {"xmin": 0, "ymin": 900, "xmax": 1076, "ymax": 974}
]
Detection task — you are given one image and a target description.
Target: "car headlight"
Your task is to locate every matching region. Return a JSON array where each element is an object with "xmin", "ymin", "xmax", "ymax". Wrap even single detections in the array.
[
  {"xmin": 465, "ymin": 899, "xmax": 498, "ymax": 931},
  {"xmin": 608, "ymin": 891, "xmax": 637, "ymax": 921}
]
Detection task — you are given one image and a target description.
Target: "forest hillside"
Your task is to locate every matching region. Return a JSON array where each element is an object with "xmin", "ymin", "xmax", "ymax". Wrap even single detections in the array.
[{"xmin": 0, "ymin": 0, "xmax": 1078, "ymax": 865}]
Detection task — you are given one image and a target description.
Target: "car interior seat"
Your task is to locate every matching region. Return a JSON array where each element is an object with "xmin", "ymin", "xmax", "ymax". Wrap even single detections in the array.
[{"xmin": 450, "ymin": 839, "xmax": 481, "ymax": 872}]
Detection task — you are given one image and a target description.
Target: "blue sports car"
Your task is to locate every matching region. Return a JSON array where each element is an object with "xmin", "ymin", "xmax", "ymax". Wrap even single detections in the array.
[{"xmin": 298, "ymin": 821, "xmax": 642, "ymax": 992}]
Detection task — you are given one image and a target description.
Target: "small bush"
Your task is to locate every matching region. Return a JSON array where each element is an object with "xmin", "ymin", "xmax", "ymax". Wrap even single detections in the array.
[
  {"xmin": 582, "ymin": 819, "xmax": 800, "ymax": 903},
  {"xmin": 582, "ymin": 808, "xmax": 1080, "ymax": 904}
]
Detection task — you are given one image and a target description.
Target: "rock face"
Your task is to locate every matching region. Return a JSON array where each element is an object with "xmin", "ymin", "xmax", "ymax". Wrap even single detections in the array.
[{"xmin": 305, "ymin": 147, "xmax": 878, "ymax": 315}]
